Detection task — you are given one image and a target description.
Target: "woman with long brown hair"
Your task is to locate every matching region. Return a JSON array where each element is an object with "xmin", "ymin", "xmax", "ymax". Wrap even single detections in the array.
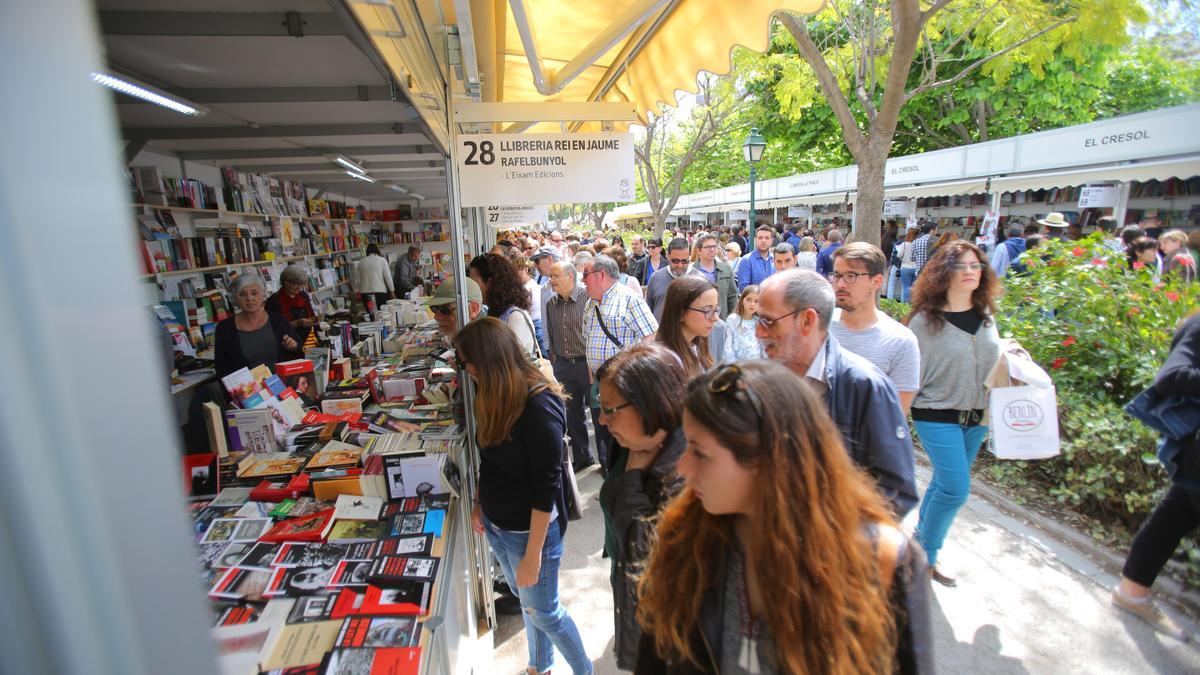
[
  {"xmin": 904, "ymin": 240, "xmax": 1002, "ymax": 588},
  {"xmin": 468, "ymin": 253, "xmax": 538, "ymax": 356},
  {"xmin": 636, "ymin": 361, "xmax": 932, "ymax": 674},
  {"xmin": 454, "ymin": 318, "xmax": 592, "ymax": 675},
  {"xmin": 655, "ymin": 276, "xmax": 721, "ymax": 378}
]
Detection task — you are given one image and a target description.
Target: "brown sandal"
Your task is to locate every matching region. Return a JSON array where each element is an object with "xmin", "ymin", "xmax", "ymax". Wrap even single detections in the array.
[{"xmin": 930, "ymin": 566, "xmax": 957, "ymax": 588}]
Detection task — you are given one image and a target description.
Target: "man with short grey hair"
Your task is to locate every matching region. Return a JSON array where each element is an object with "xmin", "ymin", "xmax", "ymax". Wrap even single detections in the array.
[
  {"xmin": 582, "ymin": 253, "xmax": 658, "ymax": 471},
  {"xmin": 989, "ymin": 223, "xmax": 1027, "ymax": 277},
  {"xmin": 645, "ymin": 238, "xmax": 691, "ymax": 319},
  {"xmin": 757, "ymin": 268, "xmax": 917, "ymax": 515}
]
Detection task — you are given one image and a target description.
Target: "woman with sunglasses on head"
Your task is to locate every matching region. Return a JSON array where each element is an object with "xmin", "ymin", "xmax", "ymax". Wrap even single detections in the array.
[
  {"xmin": 596, "ymin": 344, "xmax": 690, "ymax": 670},
  {"xmin": 636, "ymin": 361, "xmax": 932, "ymax": 674},
  {"xmin": 454, "ymin": 318, "xmax": 592, "ymax": 675},
  {"xmin": 656, "ymin": 276, "xmax": 723, "ymax": 379},
  {"xmin": 904, "ymin": 240, "xmax": 1002, "ymax": 588}
]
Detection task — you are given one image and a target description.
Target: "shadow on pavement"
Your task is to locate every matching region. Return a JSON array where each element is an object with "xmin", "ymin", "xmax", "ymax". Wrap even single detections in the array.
[
  {"xmin": 930, "ymin": 591, "xmax": 1030, "ymax": 674},
  {"xmin": 1115, "ymin": 609, "xmax": 1200, "ymax": 674}
]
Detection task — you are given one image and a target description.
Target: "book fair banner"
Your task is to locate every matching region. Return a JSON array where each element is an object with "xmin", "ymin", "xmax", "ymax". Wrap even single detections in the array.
[
  {"xmin": 456, "ymin": 132, "xmax": 636, "ymax": 206},
  {"xmin": 485, "ymin": 205, "xmax": 549, "ymax": 226}
]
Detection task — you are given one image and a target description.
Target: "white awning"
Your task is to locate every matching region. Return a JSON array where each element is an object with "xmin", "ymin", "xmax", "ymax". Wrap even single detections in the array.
[
  {"xmin": 884, "ymin": 179, "xmax": 991, "ymax": 199},
  {"xmin": 790, "ymin": 191, "xmax": 855, "ymax": 206},
  {"xmin": 722, "ymin": 202, "xmax": 750, "ymax": 211},
  {"xmin": 990, "ymin": 156, "xmax": 1200, "ymax": 193}
]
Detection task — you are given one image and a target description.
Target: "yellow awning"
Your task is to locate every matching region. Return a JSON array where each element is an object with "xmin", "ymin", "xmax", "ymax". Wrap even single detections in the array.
[{"xmin": 466, "ymin": 0, "xmax": 825, "ymax": 127}]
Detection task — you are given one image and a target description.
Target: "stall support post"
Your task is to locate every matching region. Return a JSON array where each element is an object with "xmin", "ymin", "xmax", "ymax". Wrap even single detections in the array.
[
  {"xmin": 1114, "ymin": 181, "xmax": 1132, "ymax": 226},
  {"xmin": 748, "ymin": 164, "xmax": 757, "ymax": 230}
]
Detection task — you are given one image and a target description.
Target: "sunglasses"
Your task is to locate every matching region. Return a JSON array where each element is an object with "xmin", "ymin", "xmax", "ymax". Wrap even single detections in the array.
[
  {"xmin": 707, "ymin": 364, "xmax": 764, "ymax": 420},
  {"xmin": 755, "ymin": 309, "xmax": 800, "ymax": 329},
  {"xmin": 430, "ymin": 304, "xmax": 456, "ymax": 316},
  {"xmin": 669, "ymin": 257, "xmax": 690, "ymax": 265}
]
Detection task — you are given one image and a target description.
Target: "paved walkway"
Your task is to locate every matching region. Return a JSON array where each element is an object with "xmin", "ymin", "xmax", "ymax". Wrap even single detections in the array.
[{"xmin": 494, "ymin": 465, "xmax": 1200, "ymax": 674}]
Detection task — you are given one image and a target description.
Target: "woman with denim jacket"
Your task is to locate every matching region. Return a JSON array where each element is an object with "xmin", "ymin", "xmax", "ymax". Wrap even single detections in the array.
[
  {"xmin": 1112, "ymin": 310, "xmax": 1200, "ymax": 641},
  {"xmin": 904, "ymin": 241, "xmax": 1003, "ymax": 588},
  {"xmin": 636, "ymin": 361, "xmax": 931, "ymax": 674}
]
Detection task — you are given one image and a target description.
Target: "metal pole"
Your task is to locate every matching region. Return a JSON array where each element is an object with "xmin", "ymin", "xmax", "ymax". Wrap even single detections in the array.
[{"xmin": 748, "ymin": 164, "xmax": 757, "ymax": 231}]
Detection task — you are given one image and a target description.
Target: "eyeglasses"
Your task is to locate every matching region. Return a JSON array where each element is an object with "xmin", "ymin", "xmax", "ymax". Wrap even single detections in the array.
[
  {"xmin": 707, "ymin": 364, "xmax": 764, "ymax": 420},
  {"xmin": 687, "ymin": 306, "xmax": 721, "ymax": 320},
  {"xmin": 700, "ymin": 244, "xmax": 718, "ymax": 251},
  {"xmin": 950, "ymin": 262, "xmax": 986, "ymax": 273},
  {"xmin": 599, "ymin": 401, "xmax": 633, "ymax": 416},
  {"xmin": 430, "ymin": 304, "xmax": 456, "ymax": 316},
  {"xmin": 755, "ymin": 309, "xmax": 800, "ymax": 329},
  {"xmin": 582, "ymin": 269, "xmax": 604, "ymax": 278},
  {"xmin": 669, "ymin": 257, "xmax": 690, "ymax": 265},
  {"xmin": 828, "ymin": 271, "xmax": 872, "ymax": 284}
]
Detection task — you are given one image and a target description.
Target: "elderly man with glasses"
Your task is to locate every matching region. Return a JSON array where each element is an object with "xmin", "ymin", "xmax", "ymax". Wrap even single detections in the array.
[{"xmin": 756, "ymin": 268, "xmax": 918, "ymax": 516}]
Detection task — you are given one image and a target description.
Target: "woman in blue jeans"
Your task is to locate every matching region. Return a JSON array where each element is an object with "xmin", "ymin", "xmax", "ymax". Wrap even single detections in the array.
[
  {"xmin": 455, "ymin": 318, "xmax": 592, "ymax": 675},
  {"xmin": 905, "ymin": 241, "xmax": 1002, "ymax": 587}
]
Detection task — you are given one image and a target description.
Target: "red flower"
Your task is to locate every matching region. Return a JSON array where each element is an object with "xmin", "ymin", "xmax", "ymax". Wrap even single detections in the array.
[
  {"xmin": 1128, "ymin": 307, "xmax": 1141, "ymax": 316},
  {"xmin": 1062, "ymin": 336, "xmax": 1077, "ymax": 347},
  {"xmin": 1133, "ymin": 261, "xmax": 1145, "ymax": 269},
  {"xmin": 1092, "ymin": 258, "xmax": 1107, "ymax": 267},
  {"xmin": 1176, "ymin": 253, "xmax": 1196, "ymax": 268},
  {"xmin": 1072, "ymin": 247, "xmax": 1085, "ymax": 257},
  {"xmin": 1166, "ymin": 291, "xmax": 1181, "ymax": 302},
  {"xmin": 1051, "ymin": 357, "xmax": 1068, "ymax": 370}
]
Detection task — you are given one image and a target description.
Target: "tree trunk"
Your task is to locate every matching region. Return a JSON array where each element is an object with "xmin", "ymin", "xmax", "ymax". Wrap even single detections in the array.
[
  {"xmin": 853, "ymin": 149, "xmax": 886, "ymax": 246},
  {"xmin": 653, "ymin": 213, "xmax": 666, "ymax": 238}
]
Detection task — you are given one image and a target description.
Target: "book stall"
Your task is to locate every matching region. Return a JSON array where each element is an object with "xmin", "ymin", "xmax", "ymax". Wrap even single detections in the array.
[{"xmin": 189, "ymin": 302, "xmax": 480, "ymax": 674}]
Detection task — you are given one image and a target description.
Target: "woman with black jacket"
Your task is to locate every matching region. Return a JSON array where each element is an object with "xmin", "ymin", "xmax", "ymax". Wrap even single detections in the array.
[
  {"xmin": 596, "ymin": 344, "xmax": 689, "ymax": 670},
  {"xmin": 636, "ymin": 361, "xmax": 932, "ymax": 674},
  {"xmin": 1113, "ymin": 310, "xmax": 1200, "ymax": 641},
  {"xmin": 214, "ymin": 274, "xmax": 302, "ymax": 377},
  {"xmin": 455, "ymin": 317, "xmax": 592, "ymax": 675}
]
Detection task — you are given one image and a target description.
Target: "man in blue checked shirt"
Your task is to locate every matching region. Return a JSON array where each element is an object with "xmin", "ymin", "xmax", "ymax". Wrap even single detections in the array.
[
  {"xmin": 736, "ymin": 225, "xmax": 777, "ymax": 291},
  {"xmin": 582, "ymin": 254, "xmax": 658, "ymax": 471}
]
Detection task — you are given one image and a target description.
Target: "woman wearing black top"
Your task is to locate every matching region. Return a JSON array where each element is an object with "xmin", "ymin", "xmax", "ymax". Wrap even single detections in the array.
[
  {"xmin": 214, "ymin": 274, "xmax": 302, "ymax": 377},
  {"xmin": 454, "ymin": 318, "xmax": 592, "ymax": 675},
  {"xmin": 596, "ymin": 344, "xmax": 689, "ymax": 670}
]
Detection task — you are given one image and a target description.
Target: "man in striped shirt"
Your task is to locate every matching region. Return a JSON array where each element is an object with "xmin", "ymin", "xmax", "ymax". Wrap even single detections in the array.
[
  {"xmin": 582, "ymin": 254, "xmax": 658, "ymax": 470},
  {"xmin": 911, "ymin": 222, "xmax": 939, "ymax": 275},
  {"xmin": 545, "ymin": 260, "xmax": 595, "ymax": 469}
]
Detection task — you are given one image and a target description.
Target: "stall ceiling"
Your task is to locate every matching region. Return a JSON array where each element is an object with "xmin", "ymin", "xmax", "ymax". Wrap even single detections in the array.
[{"xmin": 98, "ymin": 0, "xmax": 449, "ymax": 205}]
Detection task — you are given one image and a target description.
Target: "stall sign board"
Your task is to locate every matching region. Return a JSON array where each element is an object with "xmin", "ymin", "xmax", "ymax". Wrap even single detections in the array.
[
  {"xmin": 485, "ymin": 205, "xmax": 549, "ymax": 226},
  {"xmin": 883, "ymin": 199, "xmax": 915, "ymax": 217},
  {"xmin": 788, "ymin": 205, "xmax": 812, "ymax": 218},
  {"xmin": 1077, "ymin": 185, "xmax": 1118, "ymax": 209},
  {"xmin": 457, "ymin": 133, "xmax": 635, "ymax": 206}
]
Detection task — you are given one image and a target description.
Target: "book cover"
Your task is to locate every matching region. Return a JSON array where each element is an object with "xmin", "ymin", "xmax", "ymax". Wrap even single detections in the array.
[
  {"xmin": 238, "ymin": 453, "xmax": 305, "ymax": 480},
  {"xmin": 258, "ymin": 509, "xmax": 335, "ymax": 543},
  {"xmin": 265, "ymin": 564, "xmax": 337, "ymax": 597},
  {"xmin": 273, "ymin": 542, "xmax": 349, "ymax": 568},
  {"xmin": 304, "ymin": 347, "xmax": 331, "ymax": 396},
  {"xmin": 276, "ymin": 358, "xmax": 318, "ymax": 401},
  {"xmin": 185, "ymin": 452, "xmax": 220, "ymax": 499},
  {"xmin": 201, "ymin": 517, "xmax": 272, "ymax": 545},
  {"xmin": 216, "ymin": 542, "xmax": 256, "ymax": 570},
  {"xmin": 333, "ymin": 616, "xmax": 420, "ymax": 648},
  {"xmin": 358, "ymin": 584, "xmax": 430, "ymax": 616},
  {"xmin": 202, "ymin": 401, "xmax": 229, "ymax": 458},
  {"xmin": 287, "ymin": 594, "xmax": 337, "ymax": 625},
  {"xmin": 232, "ymin": 501, "xmax": 274, "ymax": 519},
  {"xmin": 326, "ymin": 521, "xmax": 387, "ymax": 544},
  {"xmin": 367, "ymin": 555, "xmax": 439, "ymax": 584},
  {"xmin": 215, "ymin": 604, "xmax": 261, "ymax": 627},
  {"xmin": 320, "ymin": 647, "xmax": 421, "ymax": 675},
  {"xmin": 236, "ymin": 542, "xmax": 281, "ymax": 570},
  {"xmin": 209, "ymin": 566, "xmax": 272, "ymax": 601},
  {"xmin": 329, "ymin": 560, "xmax": 373, "ymax": 588},
  {"xmin": 370, "ymin": 535, "xmax": 433, "ymax": 558},
  {"xmin": 305, "ymin": 441, "xmax": 364, "ymax": 472},
  {"xmin": 332, "ymin": 494, "xmax": 384, "ymax": 521},
  {"xmin": 398, "ymin": 455, "xmax": 443, "ymax": 498},
  {"xmin": 260, "ymin": 620, "xmax": 341, "ymax": 671},
  {"xmin": 221, "ymin": 367, "xmax": 264, "ymax": 407},
  {"xmin": 226, "ymin": 408, "xmax": 277, "ymax": 455}
]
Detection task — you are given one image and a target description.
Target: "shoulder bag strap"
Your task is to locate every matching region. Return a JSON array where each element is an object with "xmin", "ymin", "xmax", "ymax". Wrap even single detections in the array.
[
  {"xmin": 515, "ymin": 307, "xmax": 544, "ymax": 360},
  {"xmin": 593, "ymin": 304, "xmax": 624, "ymax": 349}
]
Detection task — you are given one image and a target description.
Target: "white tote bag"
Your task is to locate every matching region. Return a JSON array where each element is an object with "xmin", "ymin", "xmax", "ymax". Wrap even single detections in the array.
[{"xmin": 988, "ymin": 384, "xmax": 1061, "ymax": 460}]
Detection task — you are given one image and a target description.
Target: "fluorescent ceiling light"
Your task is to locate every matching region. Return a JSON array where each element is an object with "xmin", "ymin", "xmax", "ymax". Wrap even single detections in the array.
[
  {"xmin": 409, "ymin": 192, "xmax": 426, "ymax": 200},
  {"xmin": 388, "ymin": 184, "xmax": 409, "ymax": 193},
  {"xmin": 345, "ymin": 170, "xmax": 376, "ymax": 183},
  {"xmin": 333, "ymin": 155, "xmax": 365, "ymax": 173},
  {"xmin": 90, "ymin": 72, "xmax": 206, "ymax": 117}
]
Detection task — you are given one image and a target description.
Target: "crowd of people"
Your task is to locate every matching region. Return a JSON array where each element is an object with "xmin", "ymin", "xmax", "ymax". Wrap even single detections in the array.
[{"xmin": 413, "ymin": 216, "xmax": 1197, "ymax": 673}]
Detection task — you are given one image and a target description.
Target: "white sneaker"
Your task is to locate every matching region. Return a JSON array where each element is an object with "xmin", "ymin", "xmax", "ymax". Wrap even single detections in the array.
[{"xmin": 1111, "ymin": 587, "xmax": 1189, "ymax": 642}]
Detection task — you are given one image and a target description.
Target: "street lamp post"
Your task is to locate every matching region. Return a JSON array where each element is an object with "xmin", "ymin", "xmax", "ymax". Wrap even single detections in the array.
[{"xmin": 743, "ymin": 127, "xmax": 766, "ymax": 232}]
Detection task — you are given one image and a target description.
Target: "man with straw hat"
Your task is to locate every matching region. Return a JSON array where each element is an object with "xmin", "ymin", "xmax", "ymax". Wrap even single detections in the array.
[{"xmin": 1039, "ymin": 212, "xmax": 1070, "ymax": 240}]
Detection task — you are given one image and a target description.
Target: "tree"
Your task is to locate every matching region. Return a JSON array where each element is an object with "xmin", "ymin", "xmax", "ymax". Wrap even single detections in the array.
[
  {"xmin": 634, "ymin": 76, "xmax": 742, "ymax": 236},
  {"xmin": 773, "ymin": 0, "xmax": 1147, "ymax": 245},
  {"xmin": 582, "ymin": 202, "xmax": 615, "ymax": 229}
]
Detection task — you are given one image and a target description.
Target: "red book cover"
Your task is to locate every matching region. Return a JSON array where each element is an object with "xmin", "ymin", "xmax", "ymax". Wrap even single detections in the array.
[
  {"xmin": 184, "ymin": 452, "xmax": 219, "ymax": 498},
  {"xmin": 322, "ymin": 647, "xmax": 420, "ymax": 674},
  {"xmin": 258, "ymin": 508, "xmax": 335, "ymax": 543},
  {"xmin": 276, "ymin": 359, "xmax": 317, "ymax": 400},
  {"xmin": 330, "ymin": 588, "xmax": 366, "ymax": 619},
  {"xmin": 359, "ymin": 583, "xmax": 430, "ymax": 616}
]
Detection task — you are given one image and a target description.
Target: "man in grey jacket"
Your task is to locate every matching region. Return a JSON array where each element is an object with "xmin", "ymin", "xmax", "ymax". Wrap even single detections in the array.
[
  {"xmin": 645, "ymin": 237, "xmax": 691, "ymax": 319},
  {"xmin": 756, "ymin": 268, "xmax": 918, "ymax": 515},
  {"xmin": 686, "ymin": 232, "xmax": 738, "ymax": 318}
]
